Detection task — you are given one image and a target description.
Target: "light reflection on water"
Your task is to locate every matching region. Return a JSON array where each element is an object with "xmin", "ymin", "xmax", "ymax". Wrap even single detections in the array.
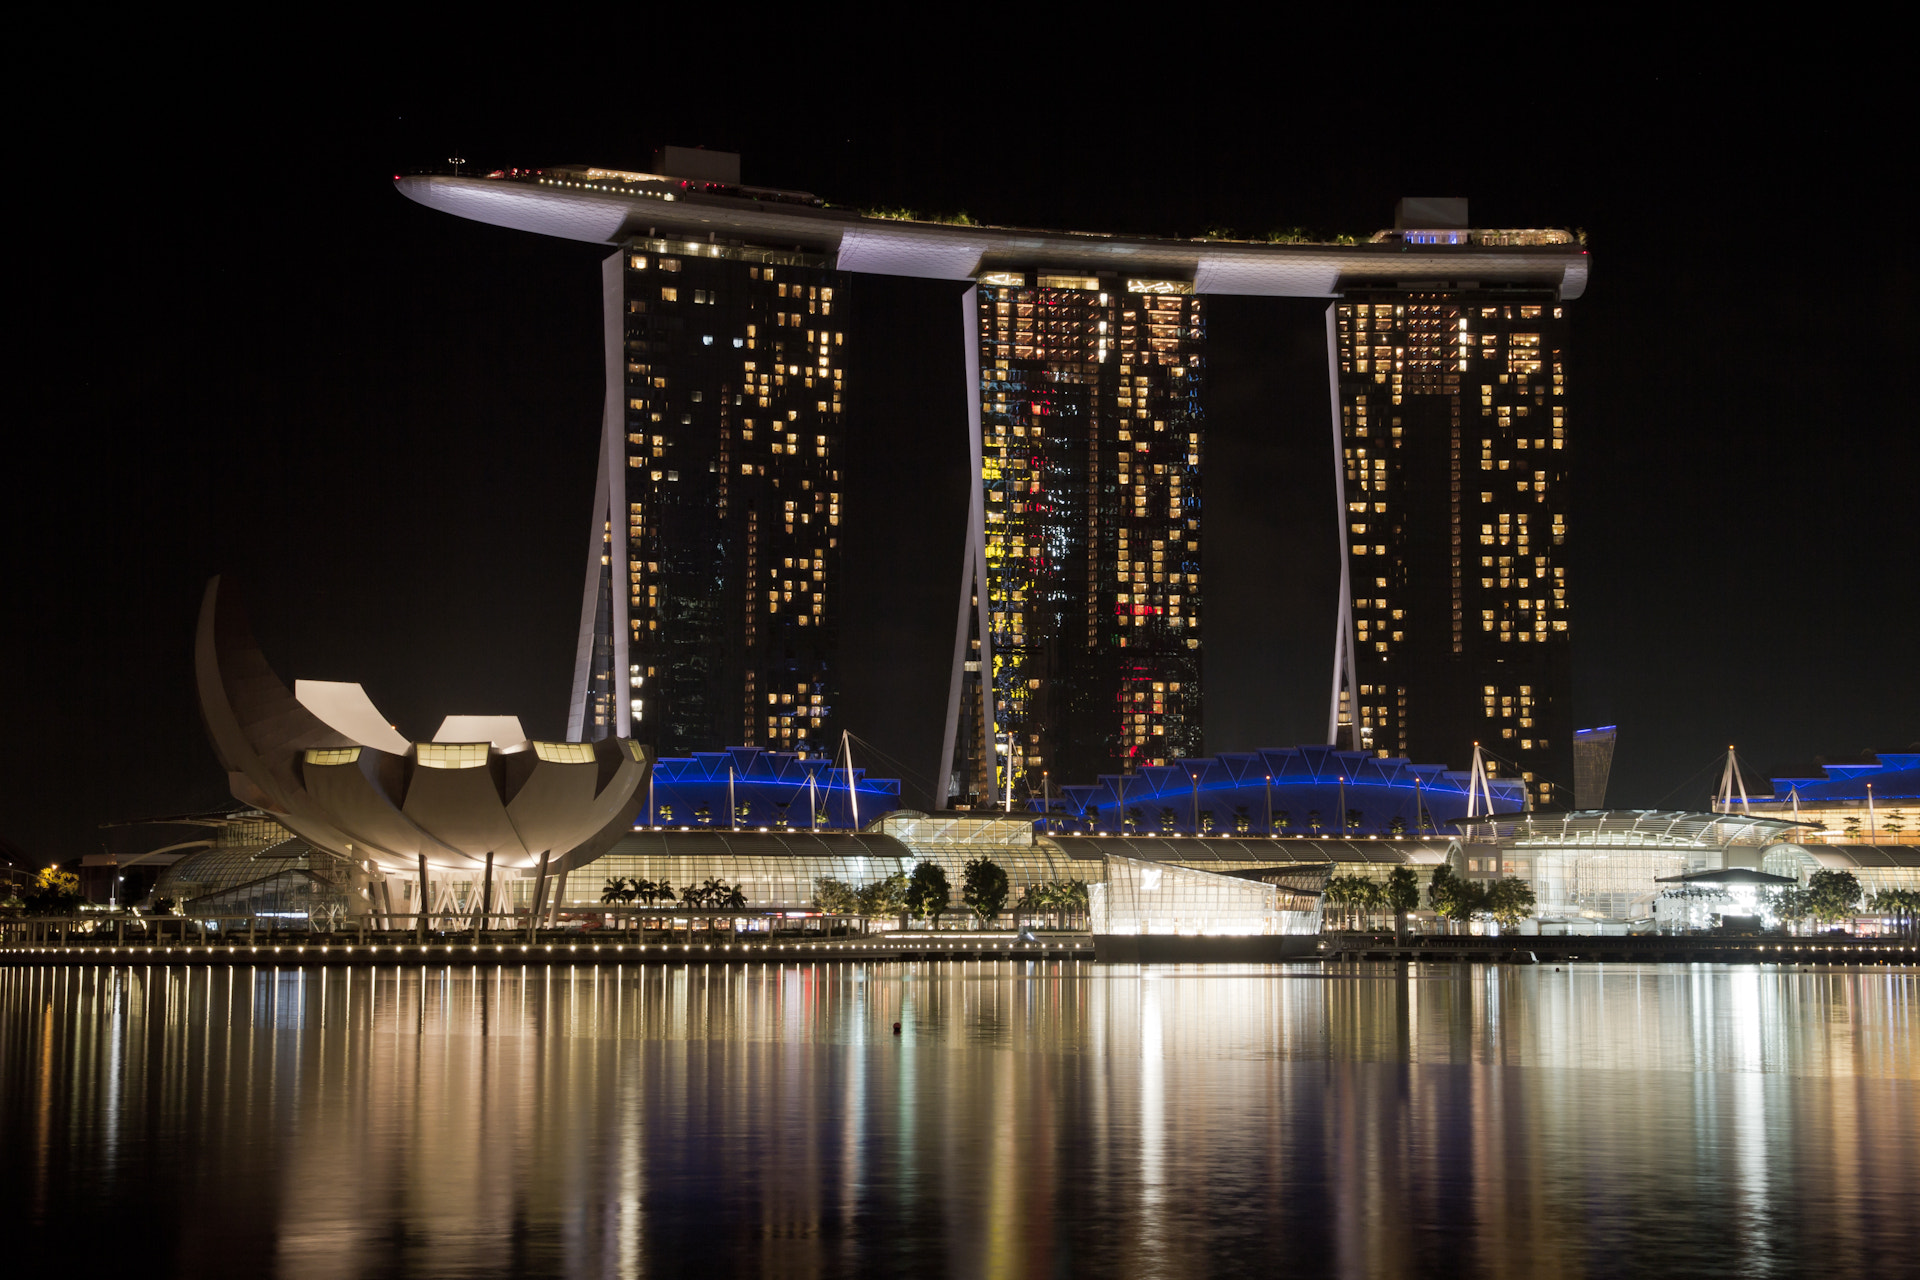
[{"xmin": 3, "ymin": 962, "xmax": 1916, "ymax": 1277}]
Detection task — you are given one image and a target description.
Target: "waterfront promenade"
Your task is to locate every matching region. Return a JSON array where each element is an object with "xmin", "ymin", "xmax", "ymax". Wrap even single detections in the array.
[
  {"xmin": 3, "ymin": 924, "xmax": 1916, "ymax": 967},
  {"xmin": 0, "ymin": 923, "xmax": 1093, "ymax": 967},
  {"xmin": 1321, "ymin": 932, "xmax": 1919, "ymax": 966}
]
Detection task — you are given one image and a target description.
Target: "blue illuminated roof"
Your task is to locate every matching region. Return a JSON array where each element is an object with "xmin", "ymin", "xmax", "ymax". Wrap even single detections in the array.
[
  {"xmin": 1767, "ymin": 754, "xmax": 1920, "ymax": 802},
  {"xmin": 1029, "ymin": 746, "xmax": 1525, "ymax": 837}
]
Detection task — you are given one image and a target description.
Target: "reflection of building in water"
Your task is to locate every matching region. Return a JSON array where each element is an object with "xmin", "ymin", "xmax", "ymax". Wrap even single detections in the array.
[{"xmin": 15, "ymin": 958, "xmax": 1915, "ymax": 1274}]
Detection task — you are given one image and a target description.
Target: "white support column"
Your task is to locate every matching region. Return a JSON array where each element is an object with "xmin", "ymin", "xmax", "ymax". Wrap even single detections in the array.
[
  {"xmin": 1715, "ymin": 747, "xmax": 1750, "ymax": 815},
  {"xmin": 1468, "ymin": 743, "xmax": 1494, "ymax": 819},
  {"xmin": 936, "ymin": 538, "xmax": 974, "ymax": 805},
  {"xmin": 1324, "ymin": 303, "xmax": 1360, "ymax": 748},
  {"xmin": 568, "ymin": 250, "xmax": 633, "ymax": 741},
  {"xmin": 937, "ymin": 284, "xmax": 992, "ymax": 804}
]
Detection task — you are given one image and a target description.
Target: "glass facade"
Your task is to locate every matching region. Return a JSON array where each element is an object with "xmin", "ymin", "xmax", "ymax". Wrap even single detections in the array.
[
  {"xmin": 1460, "ymin": 811, "xmax": 1801, "ymax": 923},
  {"xmin": 154, "ymin": 817, "xmax": 378, "ymax": 921},
  {"xmin": 592, "ymin": 239, "xmax": 850, "ymax": 758},
  {"xmin": 577, "ymin": 831, "xmax": 913, "ymax": 911},
  {"xmin": 1090, "ymin": 853, "xmax": 1323, "ymax": 937},
  {"xmin": 1334, "ymin": 293, "xmax": 1573, "ymax": 807},
  {"xmin": 952, "ymin": 278, "xmax": 1206, "ymax": 805},
  {"xmin": 1762, "ymin": 844, "xmax": 1920, "ymax": 896},
  {"xmin": 875, "ymin": 813, "xmax": 1097, "ymax": 900}
]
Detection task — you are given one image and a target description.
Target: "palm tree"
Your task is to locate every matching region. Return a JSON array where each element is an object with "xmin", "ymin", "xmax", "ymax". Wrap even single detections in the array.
[
  {"xmin": 1306, "ymin": 810, "xmax": 1323, "ymax": 835},
  {"xmin": 1359, "ymin": 879, "xmax": 1389, "ymax": 930},
  {"xmin": 1321, "ymin": 876, "xmax": 1349, "ymax": 930},
  {"xmin": 1386, "ymin": 867, "xmax": 1419, "ymax": 942}
]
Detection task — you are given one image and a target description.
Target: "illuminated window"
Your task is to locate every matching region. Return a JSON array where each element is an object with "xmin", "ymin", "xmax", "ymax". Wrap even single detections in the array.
[
  {"xmin": 303, "ymin": 747, "xmax": 361, "ymax": 766},
  {"xmin": 416, "ymin": 742, "xmax": 489, "ymax": 769},
  {"xmin": 532, "ymin": 741, "xmax": 596, "ymax": 764}
]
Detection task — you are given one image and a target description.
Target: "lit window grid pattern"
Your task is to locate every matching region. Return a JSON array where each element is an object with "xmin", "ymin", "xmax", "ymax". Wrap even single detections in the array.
[
  {"xmin": 1092, "ymin": 854, "xmax": 1322, "ymax": 937},
  {"xmin": 1336, "ymin": 296, "xmax": 1570, "ymax": 804},
  {"xmin": 976, "ymin": 282, "xmax": 1205, "ymax": 798},
  {"xmin": 621, "ymin": 245, "xmax": 847, "ymax": 755}
]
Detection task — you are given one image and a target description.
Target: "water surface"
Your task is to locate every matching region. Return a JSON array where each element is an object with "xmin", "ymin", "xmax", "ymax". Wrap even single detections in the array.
[{"xmin": 5, "ymin": 961, "xmax": 1915, "ymax": 1277}]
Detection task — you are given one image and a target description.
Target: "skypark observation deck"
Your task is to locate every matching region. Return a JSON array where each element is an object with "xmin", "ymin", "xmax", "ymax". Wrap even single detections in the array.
[{"xmin": 394, "ymin": 168, "xmax": 1589, "ymax": 296}]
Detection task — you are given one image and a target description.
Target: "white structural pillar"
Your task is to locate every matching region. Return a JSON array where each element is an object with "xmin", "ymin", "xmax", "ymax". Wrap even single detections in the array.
[
  {"xmin": 1715, "ymin": 746, "xmax": 1751, "ymax": 815},
  {"xmin": 568, "ymin": 250, "xmax": 633, "ymax": 741},
  {"xmin": 1466, "ymin": 743, "xmax": 1495, "ymax": 819},
  {"xmin": 417, "ymin": 854, "xmax": 429, "ymax": 943},
  {"xmin": 1323, "ymin": 303, "xmax": 1361, "ymax": 749},
  {"xmin": 843, "ymin": 730, "xmax": 861, "ymax": 831},
  {"xmin": 937, "ymin": 284, "xmax": 993, "ymax": 804}
]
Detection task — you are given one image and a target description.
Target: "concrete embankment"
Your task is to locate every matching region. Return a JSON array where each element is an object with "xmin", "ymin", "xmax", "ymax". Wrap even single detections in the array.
[
  {"xmin": 1321, "ymin": 934, "xmax": 1919, "ymax": 965},
  {"xmin": 0, "ymin": 936, "xmax": 1095, "ymax": 968}
]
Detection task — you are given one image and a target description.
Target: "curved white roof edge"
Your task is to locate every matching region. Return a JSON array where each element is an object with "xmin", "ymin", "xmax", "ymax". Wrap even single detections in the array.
[
  {"xmin": 293, "ymin": 680, "xmax": 413, "ymax": 755},
  {"xmin": 434, "ymin": 714, "xmax": 530, "ymax": 751},
  {"xmin": 1560, "ymin": 254, "xmax": 1590, "ymax": 300},
  {"xmin": 834, "ymin": 225, "xmax": 989, "ymax": 280},
  {"xmin": 1193, "ymin": 248, "xmax": 1343, "ymax": 298},
  {"xmin": 399, "ymin": 175, "xmax": 630, "ymax": 245},
  {"xmin": 396, "ymin": 176, "xmax": 1590, "ymax": 299}
]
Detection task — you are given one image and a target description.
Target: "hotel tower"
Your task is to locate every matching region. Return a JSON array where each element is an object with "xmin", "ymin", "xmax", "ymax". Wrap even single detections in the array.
[
  {"xmin": 1328, "ymin": 199, "xmax": 1576, "ymax": 807},
  {"xmin": 400, "ymin": 165, "xmax": 1587, "ymax": 804}
]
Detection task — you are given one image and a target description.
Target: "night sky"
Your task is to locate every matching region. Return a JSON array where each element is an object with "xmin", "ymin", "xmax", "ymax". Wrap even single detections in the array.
[{"xmin": 7, "ymin": 42, "xmax": 1911, "ymax": 864}]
